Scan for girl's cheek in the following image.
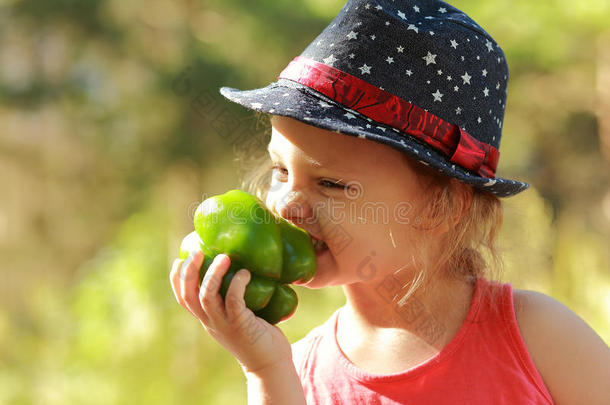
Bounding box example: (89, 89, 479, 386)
(266, 179, 287, 211)
(265, 194, 276, 215)
(266, 189, 288, 218)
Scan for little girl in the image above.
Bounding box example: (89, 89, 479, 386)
(170, 0, 610, 403)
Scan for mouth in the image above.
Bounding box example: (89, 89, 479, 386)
(310, 233, 329, 253)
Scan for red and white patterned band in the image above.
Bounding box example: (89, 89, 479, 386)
(278, 56, 499, 178)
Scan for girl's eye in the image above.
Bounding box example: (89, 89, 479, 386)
(270, 165, 346, 190)
(318, 179, 346, 189)
(271, 165, 288, 179)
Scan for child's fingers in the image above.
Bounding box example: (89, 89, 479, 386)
(180, 251, 206, 319)
(225, 269, 252, 324)
(170, 257, 199, 318)
(199, 254, 231, 322)
(169, 258, 186, 305)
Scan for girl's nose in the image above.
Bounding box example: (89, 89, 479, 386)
(276, 189, 313, 224)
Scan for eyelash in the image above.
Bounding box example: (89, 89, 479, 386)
(269, 165, 346, 189)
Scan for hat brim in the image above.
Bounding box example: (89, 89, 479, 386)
(220, 79, 529, 197)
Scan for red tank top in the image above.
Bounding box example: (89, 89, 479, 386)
(291, 277, 554, 404)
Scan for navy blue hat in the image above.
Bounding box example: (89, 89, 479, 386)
(220, 0, 529, 197)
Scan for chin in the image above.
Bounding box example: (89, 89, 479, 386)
(299, 272, 349, 290)
(296, 277, 325, 290)
(296, 272, 336, 289)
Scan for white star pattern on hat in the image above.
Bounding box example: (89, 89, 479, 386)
(358, 64, 372, 74)
(432, 90, 443, 102)
(423, 51, 437, 65)
(485, 39, 494, 52)
(461, 72, 472, 84)
(323, 54, 338, 66)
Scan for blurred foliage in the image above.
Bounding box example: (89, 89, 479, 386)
(1, 0, 609, 403)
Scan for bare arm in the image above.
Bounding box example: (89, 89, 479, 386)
(515, 290, 610, 405)
(243, 360, 307, 405)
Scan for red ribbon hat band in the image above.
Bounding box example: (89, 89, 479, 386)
(278, 56, 499, 179)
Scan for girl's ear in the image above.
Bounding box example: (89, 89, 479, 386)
(418, 179, 472, 236)
(449, 178, 473, 227)
(415, 183, 449, 235)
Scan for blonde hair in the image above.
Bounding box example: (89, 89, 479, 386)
(237, 113, 505, 311)
(400, 155, 505, 312)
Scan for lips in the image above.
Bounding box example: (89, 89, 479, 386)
(309, 233, 322, 242)
(309, 233, 329, 252)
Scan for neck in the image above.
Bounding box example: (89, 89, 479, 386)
(340, 271, 476, 350)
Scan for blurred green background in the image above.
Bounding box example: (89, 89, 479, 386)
(1, 0, 609, 403)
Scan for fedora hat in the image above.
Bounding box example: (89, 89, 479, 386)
(219, 0, 529, 197)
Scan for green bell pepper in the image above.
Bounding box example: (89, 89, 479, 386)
(179, 189, 316, 324)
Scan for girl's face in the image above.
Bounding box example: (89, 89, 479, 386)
(266, 116, 432, 289)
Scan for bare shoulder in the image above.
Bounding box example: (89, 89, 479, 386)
(513, 288, 610, 405)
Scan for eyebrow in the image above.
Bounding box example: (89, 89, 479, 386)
(267, 146, 352, 175)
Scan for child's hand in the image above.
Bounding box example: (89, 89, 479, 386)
(169, 251, 294, 374)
